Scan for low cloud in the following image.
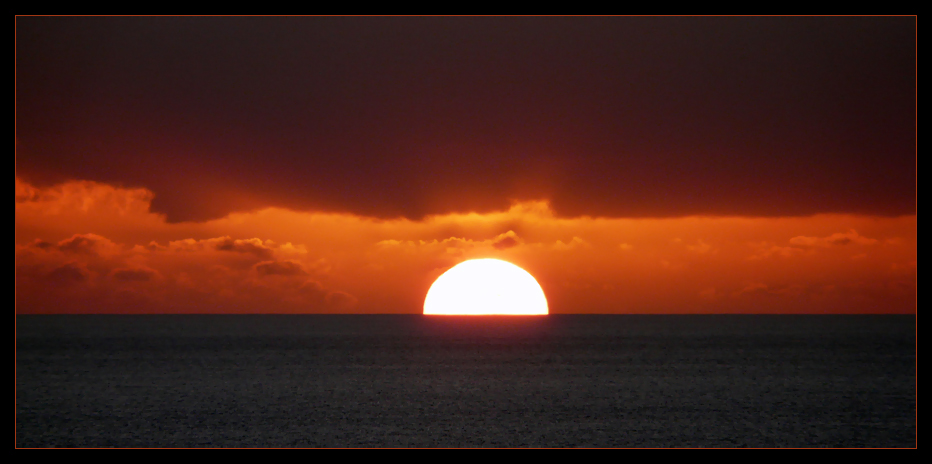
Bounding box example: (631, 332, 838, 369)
(491, 230, 521, 250)
(378, 231, 528, 257)
(15, 177, 917, 314)
(111, 267, 159, 282)
(750, 229, 879, 260)
(24, 233, 122, 257)
(295, 281, 358, 309)
(789, 229, 878, 248)
(255, 260, 308, 277)
(748, 243, 808, 260)
(733, 282, 769, 296)
(686, 239, 714, 254)
(15, 230, 353, 314)
(44, 262, 89, 285)
(553, 236, 589, 251)
(57, 234, 112, 255)
(213, 237, 275, 259)
(30, 239, 54, 250)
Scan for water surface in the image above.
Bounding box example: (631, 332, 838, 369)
(16, 315, 916, 447)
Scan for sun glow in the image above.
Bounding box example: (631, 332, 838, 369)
(423, 258, 548, 315)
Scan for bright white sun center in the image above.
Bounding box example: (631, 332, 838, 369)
(423, 259, 548, 315)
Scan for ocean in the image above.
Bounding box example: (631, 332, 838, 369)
(16, 315, 916, 447)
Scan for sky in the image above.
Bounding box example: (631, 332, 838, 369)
(15, 16, 916, 314)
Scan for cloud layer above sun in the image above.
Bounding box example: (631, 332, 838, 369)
(16, 17, 915, 222)
(15, 178, 915, 314)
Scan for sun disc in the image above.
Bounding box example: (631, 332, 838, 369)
(423, 258, 548, 315)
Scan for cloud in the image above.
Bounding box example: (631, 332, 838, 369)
(750, 230, 880, 260)
(44, 262, 90, 285)
(553, 236, 589, 251)
(686, 239, 714, 254)
(789, 229, 878, 248)
(57, 234, 116, 255)
(212, 237, 275, 259)
(16, 177, 917, 314)
(15, 230, 354, 314)
(15, 178, 157, 216)
(287, 280, 358, 310)
(748, 243, 807, 260)
(491, 230, 521, 250)
(377, 230, 528, 257)
(164, 237, 290, 262)
(255, 260, 308, 277)
(15, 178, 170, 247)
(111, 267, 159, 282)
(15, 178, 41, 203)
(19, 233, 122, 258)
(29, 239, 54, 250)
(733, 282, 768, 296)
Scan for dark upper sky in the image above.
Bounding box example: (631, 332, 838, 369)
(16, 16, 916, 222)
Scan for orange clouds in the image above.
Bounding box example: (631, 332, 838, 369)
(789, 229, 880, 247)
(15, 178, 916, 314)
(15, 232, 353, 314)
(255, 260, 309, 277)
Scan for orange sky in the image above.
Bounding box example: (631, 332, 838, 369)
(15, 18, 916, 315)
(15, 178, 916, 314)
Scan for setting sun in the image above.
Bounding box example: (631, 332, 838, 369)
(423, 258, 548, 315)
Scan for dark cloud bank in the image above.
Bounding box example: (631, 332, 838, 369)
(16, 16, 916, 222)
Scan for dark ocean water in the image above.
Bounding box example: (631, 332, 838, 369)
(16, 315, 915, 448)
